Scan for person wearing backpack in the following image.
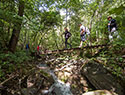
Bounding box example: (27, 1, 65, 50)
(79, 23, 87, 48)
(63, 27, 72, 49)
(107, 16, 118, 42)
(26, 43, 29, 55)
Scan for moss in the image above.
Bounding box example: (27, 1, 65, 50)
(40, 70, 50, 77)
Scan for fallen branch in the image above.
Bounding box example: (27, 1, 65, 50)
(0, 75, 17, 86)
(41, 44, 109, 55)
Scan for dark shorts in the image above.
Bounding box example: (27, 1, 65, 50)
(81, 35, 86, 41)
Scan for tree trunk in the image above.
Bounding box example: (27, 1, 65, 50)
(9, 0, 25, 52)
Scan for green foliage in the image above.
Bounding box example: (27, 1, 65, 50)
(40, 11, 62, 27)
(0, 51, 31, 63)
(0, 0, 124, 80)
(108, 4, 125, 15)
(0, 9, 22, 24)
(0, 51, 32, 81)
(0, 0, 124, 50)
(108, 59, 123, 77)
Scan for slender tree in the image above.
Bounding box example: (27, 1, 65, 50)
(9, 0, 25, 52)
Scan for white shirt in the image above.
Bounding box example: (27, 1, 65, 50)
(80, 25, 85, 32)
(80, 25, 85, 35)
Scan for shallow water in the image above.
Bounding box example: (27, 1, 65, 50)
(38, 63, 73, 95)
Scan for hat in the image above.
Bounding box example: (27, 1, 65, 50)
(107, 16, 112, 19)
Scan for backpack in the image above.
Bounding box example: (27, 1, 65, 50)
(67, 32, 71, 38)
(85, 27, 90, 35)
(26, 44, 29, 49)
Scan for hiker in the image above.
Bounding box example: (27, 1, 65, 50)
(63, 27, 72, 49)
(107, 16, 118, 42)
(79, 23, 87, 48)
(26, 43, 29, 55)
(37, 45, 40, 55)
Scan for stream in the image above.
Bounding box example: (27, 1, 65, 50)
(1, 55, 124, 95)
(36, 55, 124, 95)
(35, 56, 96, 95)
(37, 63, 73, 95)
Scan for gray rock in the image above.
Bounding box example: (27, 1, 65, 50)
(48, 81, 72, 95)
(82, 90, 116, 95)
(82, 62, 124, 95)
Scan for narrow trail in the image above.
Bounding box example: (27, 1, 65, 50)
(41, 44, 108, 55)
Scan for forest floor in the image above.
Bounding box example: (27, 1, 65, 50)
(0, 51, 125, 95)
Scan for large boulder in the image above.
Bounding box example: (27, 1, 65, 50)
(82, 90, 116, 95)
(82, 62, 124, 95)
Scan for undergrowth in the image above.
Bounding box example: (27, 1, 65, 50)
(0, 50, 33, 82)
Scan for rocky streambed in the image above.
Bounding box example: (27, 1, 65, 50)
(1, 55, 124, 95)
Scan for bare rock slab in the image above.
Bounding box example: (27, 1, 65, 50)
(82, 62, 124, 95)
